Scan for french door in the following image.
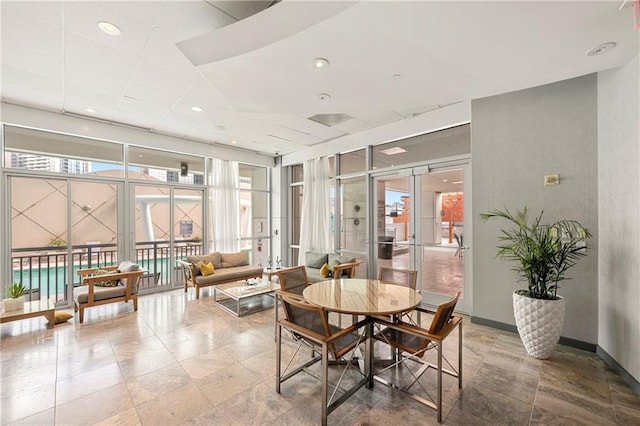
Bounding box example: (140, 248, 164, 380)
(9, 176, 123, 306)
(372, 162, 471, 313)
(131, 184, 205, 292)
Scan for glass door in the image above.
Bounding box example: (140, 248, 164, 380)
(10, 176, 121, 307)
(414, 164, 470, 312)
(132, 184, 204, 292)
(372, 163, 470, 313)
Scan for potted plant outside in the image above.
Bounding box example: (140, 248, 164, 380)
(480, 207, 591, 359)
(3, 282, 27, 312)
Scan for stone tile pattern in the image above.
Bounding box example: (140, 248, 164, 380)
(1, 289, 639, 425)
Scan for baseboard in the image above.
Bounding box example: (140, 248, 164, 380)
(597, 346, 640, 396)
(470, 316, 597, 352)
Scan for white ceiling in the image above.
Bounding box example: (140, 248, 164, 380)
(1, 1, 638, 158)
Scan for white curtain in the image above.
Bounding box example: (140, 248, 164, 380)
(212, 158, 240, 253)
(298, 157, 332, 265)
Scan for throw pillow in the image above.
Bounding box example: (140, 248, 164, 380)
(118, 261, 141, 273)
(93, 269, 120, 287)
(320, 263, 330, 278)
(305, 252, 329, 269)
(52, 311, 73, 324)
(200, 262, 215, 276)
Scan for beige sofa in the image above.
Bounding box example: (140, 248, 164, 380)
(178, 252, 263, 299)
(304, 252, 361, 283)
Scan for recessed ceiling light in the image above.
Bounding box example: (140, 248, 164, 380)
(231, 140, 237, 144)
(98, 21, 121, 36)
(586, 42, 617, 56)
(190, 106, 203, 112)
(312, 58, 329, 69)
(317, 93, 331, 101)
(85, 108, 96, 113)
(380, 147, 407, 156)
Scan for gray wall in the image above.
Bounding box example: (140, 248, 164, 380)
(471, 74, 599, 344)
(597, 54, 640, 382)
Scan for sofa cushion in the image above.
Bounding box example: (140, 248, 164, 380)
(118, 260, 141, 273)
(187, 253, 222, 269)
(74, 285, 130, 304)
(220, 252, 249, 268)
(305, 252, 328, 269)
(328, 253, 356, 265)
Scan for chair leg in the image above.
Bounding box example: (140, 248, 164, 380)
(458, 320, 463, 388)
(437, 340, 442, 423)
(79, 307, 85, 324)
(133, 297, 138, 312)
(321, 342, 329, 426)
(276, 323, 282, 394)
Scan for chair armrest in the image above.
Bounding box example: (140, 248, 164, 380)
(332, 261, 361, 278)
(374, 315, 462, 342)
(177, 260, 196, 280)
(326, 317, 370, 343)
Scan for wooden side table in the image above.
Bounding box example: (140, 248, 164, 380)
(1, 300, 56, 328)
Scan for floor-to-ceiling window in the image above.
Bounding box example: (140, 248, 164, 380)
(286, 124, 471, 310)
(128, 146, 205, 292)
(5, 126, 124, 306)
(238, 164, 271, 266)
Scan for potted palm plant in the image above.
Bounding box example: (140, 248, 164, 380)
(480, 207, 591, 359)
(3, 282, 27, 312)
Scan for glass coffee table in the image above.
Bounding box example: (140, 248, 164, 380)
(0, 300, 56, 328)
(213, 279, 280, 317)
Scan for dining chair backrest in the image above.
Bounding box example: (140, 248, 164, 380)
(428, 292, 460, 335)
(277, 265, 310, 295)
(378, 267, 418, 290)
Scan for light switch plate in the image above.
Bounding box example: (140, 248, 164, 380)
(544, 174, 560, 186)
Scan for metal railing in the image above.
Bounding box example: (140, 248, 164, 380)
(10, 241, 203, 303)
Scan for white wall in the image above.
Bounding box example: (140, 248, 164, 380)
(597, 54, 640, 383)
(471, 74, 599, 344)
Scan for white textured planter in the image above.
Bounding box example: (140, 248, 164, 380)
(512, 291, 565, 359)
(2, 296, 25, 312)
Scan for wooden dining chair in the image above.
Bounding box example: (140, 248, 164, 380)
(276, 291, 368, 426)
(276, 265, 310, 295)
(373, 292, 462, 423)
(378, 266, 418, 289)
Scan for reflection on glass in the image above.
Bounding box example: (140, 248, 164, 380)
(340, 177, 367, 251)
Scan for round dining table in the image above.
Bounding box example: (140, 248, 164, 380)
(303, 278, 422, 316)
(303, 278, 422, 388)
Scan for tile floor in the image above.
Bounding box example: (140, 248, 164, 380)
(1, 289, 639, 425)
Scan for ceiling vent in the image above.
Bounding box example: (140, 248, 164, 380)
(308, 113, 353, 127)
